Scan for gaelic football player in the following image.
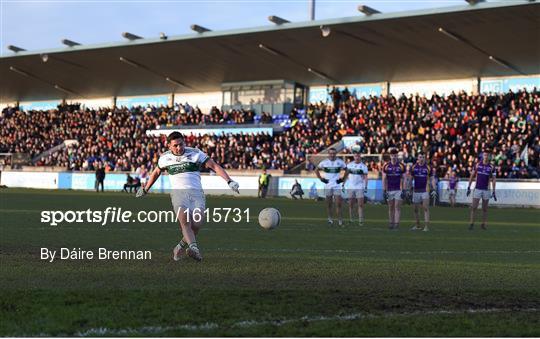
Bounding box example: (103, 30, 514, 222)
(467, 151, 497, 230)
(382, 149, 406, 230)
(409, 153, 436, 231)
(447, 169, 459, 207)
(343, 150, 368, 226)
(136, 132, 240, 261)
(315, 148, 347, 226)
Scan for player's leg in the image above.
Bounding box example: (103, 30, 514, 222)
(412, 203, 420, 230)
(388, 198, 395, 229)
(325, 191, 334, 225)
(480, 198, 489, 230)
(357, 195, 364, 226)
(394, 199, 402, 229)
(172, 192, 202, 261)
(172, 206, 197, 260)
(422, 195, 430, 231)
(190, 191, 206, 235)
(469, 197, 480, 230)
(411, 193, 421, 230)
(335, 194, 343, 226)
(348, 190, 355, 223)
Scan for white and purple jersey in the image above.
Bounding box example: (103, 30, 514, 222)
(383, 162, 405, 191)
(411, 163, 431, 193)
(449, 176, 458, 190)
(475, 163, 495, 190)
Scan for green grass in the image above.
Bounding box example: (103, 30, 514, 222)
(1, 188, 539, 336)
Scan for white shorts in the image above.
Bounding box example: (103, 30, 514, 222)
(324, 184, 342, 198)
(171, 189, 206, 215)
(412, 192, 429, 204)
(347, 189, 365, 199)
(473, 189, 491, 200)
(387, 190, 402, 201)
(449, 189, 457, 197)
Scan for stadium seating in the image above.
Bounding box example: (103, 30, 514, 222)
(1, 89, 538, 177)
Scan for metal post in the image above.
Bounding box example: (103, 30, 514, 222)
(310, 0, 315, 20)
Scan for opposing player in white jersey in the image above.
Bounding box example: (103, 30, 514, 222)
(343, 150, 368, 226)
(315, 148, 347, 226)
(136, 132, 239, 262)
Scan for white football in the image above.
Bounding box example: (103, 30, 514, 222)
(351, 144, 362, 154)
(258, 207, 281, 230)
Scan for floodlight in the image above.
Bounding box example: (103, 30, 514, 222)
(268, 16, 290, 25)
(7, 45, 26, 52)
(191, 25, 211, 33)
(358, 5, 380, 15)
(122, 32, 142, 40)
(61, 39, 81, 47)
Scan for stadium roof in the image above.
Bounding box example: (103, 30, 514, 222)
(1, 1, 539, 102)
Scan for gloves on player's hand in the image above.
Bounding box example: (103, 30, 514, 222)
(430, 190, 438, 199)
(364, 187, 368, 194)
(336, 178, 343, 184)
(320, 178, 329, 184)
(492, 191, 497, 201)
(383, 190, 389, 200)
(401, 190, 407, 200)
(466, 187, 471, 197)
(135, 187, 147, 198)
(228, 180, 240, 194)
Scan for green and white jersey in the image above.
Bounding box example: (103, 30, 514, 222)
(346, 161, 368, 188)
(158, 147, 209, 190)
(318, 158, 346, 184)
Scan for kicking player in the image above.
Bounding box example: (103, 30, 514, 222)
(409, 154, 436, 231)
(382, 149, 406, 230)
(136, 132, 239, 261)
(315, 148, 347, 226)
(467, 151, 497, 230)
(343, 150, 369, 226)
(447, 169, 459, 207)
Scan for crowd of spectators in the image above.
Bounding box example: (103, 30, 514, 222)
(152, 104, 257, 126)
(0, 87, 538, 178)
(0, 104, 326, 171)
(308, 87, 539, 179)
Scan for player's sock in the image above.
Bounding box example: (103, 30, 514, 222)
(179, 239, 188, 249)
(186, 242, 202, 261)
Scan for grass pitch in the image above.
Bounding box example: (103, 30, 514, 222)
(1, 188, 539, 336)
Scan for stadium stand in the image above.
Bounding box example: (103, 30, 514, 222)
(1, 88, 538, 177)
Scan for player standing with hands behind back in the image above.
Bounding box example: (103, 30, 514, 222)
(409, 153, 436, 232)
(342, 150, 369, 226)
(467, 150, 497, 230)
(136, 132, 239, 262)
(315, 148, 346, 226)
(382, 149, 406, 230)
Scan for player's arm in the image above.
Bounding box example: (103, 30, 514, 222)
(400, 164, 406, 191)
(341, 169, 349, 184)
(364, 169, 368, 192)
(382, 165, 388, 197)
(491, 172, 497, 200)
(204, 158, 239, 193)
(467, 167, 477, 196)
(315, 166, 328, 183)
(136, 166, 161, 197)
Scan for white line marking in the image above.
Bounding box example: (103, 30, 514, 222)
(39, 307, 532, 337)
(215, 247, 540, 255)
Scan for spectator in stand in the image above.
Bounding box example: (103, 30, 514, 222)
(1, 89, 538, 177)
(95, 162, 105, 192)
